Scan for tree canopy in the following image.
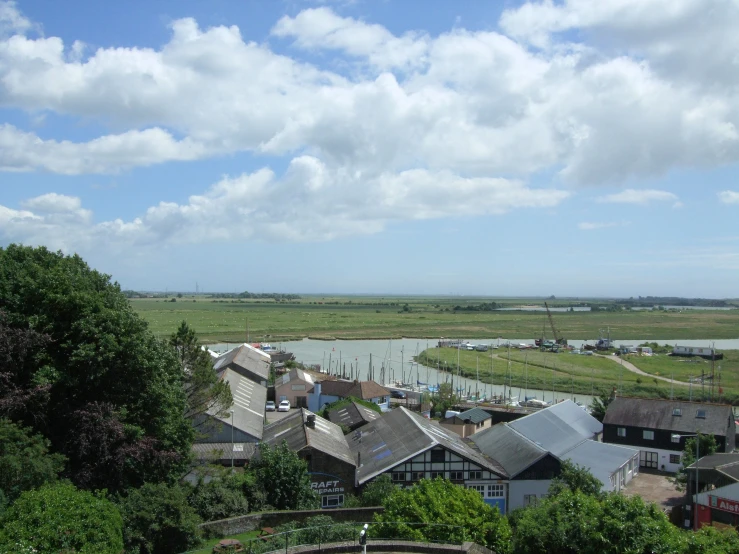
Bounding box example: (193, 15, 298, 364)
(0, 245, 193, 492)
(0, 482, 123, 554)
(250, 442, 318, 511)
(675, 434, 718, 491)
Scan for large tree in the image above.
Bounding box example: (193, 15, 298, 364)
(675, 433, 718, 491)
(373, 478, 512, 554)
(0, 482, 123, 554)
(169, 321, 232, 428)
(0, 245, 193, 492)
(250, 442, 319, 510)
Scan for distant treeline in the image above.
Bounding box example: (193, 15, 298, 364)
(615, 296, 731, 308)
(453, 302, 501, 312)
(210, 291, 301, 300)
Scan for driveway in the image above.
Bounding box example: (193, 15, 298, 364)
(622, 469, 685, 510)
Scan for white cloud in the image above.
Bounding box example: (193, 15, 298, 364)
(578, 221, 629, 231)
(596, 188, 681, 207)
(0, 0, 34, 37)
(718, 190, 739, 204)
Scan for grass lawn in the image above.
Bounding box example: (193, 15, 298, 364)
(130, 296, 739, 343)
(189, 530, 261, 554)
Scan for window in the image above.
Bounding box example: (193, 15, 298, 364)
(392, 472, 405, 482)
(449, 471, 463, 480)
(643, 430, 655, 440)
(523, 494, 538, 507)
(617, 427, 626, 437)
(468, 485, 485, 497)
(670, 454, 681, 464)
(430, 471, 444, 479)
(487, 484, 505, 498)
(469, 471, 482, 480)
(671, 434, 681, 444)
(430, 450, 445, 463)
(696, 410, 706, 419)
(412, 472, 425, 481)
(322, 495, 344, 508)
(672, 408, 682, 416)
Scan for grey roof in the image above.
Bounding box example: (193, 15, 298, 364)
(349, 407, 506, 485)
(508, 400, 602, 457)
(213, 368, 266, 440)
(469, 424, 548, 478)
(319, 380, 390, 400)
(563, 440, 639, 488)
(262, 408, 355, 466)
(280, 368, 314, 388)
(454, 407, 492, 425)
(191, 442, 257, 462)
(327, 402, 381, 429)
(687, 453, 739, 481)
(603, 397, 733, 436)
(213, 344, 270, 381)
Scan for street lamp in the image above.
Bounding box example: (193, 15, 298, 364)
(672, 433, 700, 531)
(230, 409, 235, 469)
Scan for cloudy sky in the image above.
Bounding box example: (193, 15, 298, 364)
(1, 0, 738, 297)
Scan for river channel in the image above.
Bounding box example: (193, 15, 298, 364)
(207, 336, 739, 407)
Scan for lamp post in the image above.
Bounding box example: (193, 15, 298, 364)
(672, 433, 700, 531)
(230, 409, 235, 469)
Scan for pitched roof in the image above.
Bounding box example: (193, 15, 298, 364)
(469, 423, 548, 478)
(212, 368, 266, 440)
(686, 453, 739, 481)
(349, 407, 506, 485)
(563, 440, 638, 488)
(213, 344, 270, 381)
(454, 407, 492, 425)
(319, 380, 389, 400)
(262, 408, 355, 466)
(603, 397, 733, 436)
(191, 442, 258, 462)
(508, 400, 602, 457)
(327, 401, 381, 429)
(280, 368, 314, 388)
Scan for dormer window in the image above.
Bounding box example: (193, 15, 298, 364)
(673, 408, 682, 416)
(696, 409, 706, 419)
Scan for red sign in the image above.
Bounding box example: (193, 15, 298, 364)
(709, 495, 739, 514)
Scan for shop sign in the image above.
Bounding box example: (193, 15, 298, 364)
(710, 495, 739, 514)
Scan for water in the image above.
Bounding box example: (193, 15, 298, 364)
(497, 306, 591, 312)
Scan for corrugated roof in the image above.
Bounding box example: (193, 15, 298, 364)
(262, 408, 355, 466)
(191, 442, 257, 461)
(603, 397, 733, 436)
(563, 440, 638, 488)
(280, 368, 314, 388)
(211, 368, 266, 440)
(508, 400, 601, 457)
(454, 407, 492, 425)
(318, 380, 389, 400)
(213, 344, 270, 381)
(327, 402, 381, 429)
(349, 407, 506, 485)
(469, 424, 548, 478)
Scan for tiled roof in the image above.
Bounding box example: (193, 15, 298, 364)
(454, 407, 492, 425)
(319, 380, 389, 400)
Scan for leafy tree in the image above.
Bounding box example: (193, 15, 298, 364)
(250, 442, 319, 510)
(169, 321, 232, 428)
(0, 419, 65, 510)
(675, 433, 718, 491)
(588, 391, 613, 423)
(511, 489, 683, 554)
(358, 474, 396, 507)
(188, 477, 249, 522)
(548, 460, 603, 497)
(432, 382, 458, 418)
(0, 245, 194, 492)
(117, 482, 202, 554)
(374, 478, 512, 554)
(685, 525, 739, 554)
(0, 482, 123, 554)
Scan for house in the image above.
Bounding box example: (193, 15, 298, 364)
(672, 345, 723, 360)
(440, 407, 493, 438)
(262, 408, 356, 508)
(212, 343, 271, 385)
(349, 407, 508, 513)
(471, 400, 639, 510)
(602, 397, 736, 472)
(326, 401, 381, 431)
(192, 368, 267, 465)
(308, 379, 391, 413)
(275, 368, 314, 408)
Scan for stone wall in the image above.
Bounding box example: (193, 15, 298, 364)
(200, 507, 384, 538)
(267, 539, 496, 554)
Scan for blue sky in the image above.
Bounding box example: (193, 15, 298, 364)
(1, 0, 738, 297)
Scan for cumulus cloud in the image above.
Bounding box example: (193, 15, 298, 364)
(596, 189, 682, 207)
(0, 0, 34, 37)
(578, 221, 629, 231)
(718, 190, 739, 204)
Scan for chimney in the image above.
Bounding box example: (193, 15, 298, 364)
(306, 414, 316, 428)
(357, 451, 361, 468)
(610, 387, 617, 402)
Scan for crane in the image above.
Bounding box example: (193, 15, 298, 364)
(544, 302, 568, 347)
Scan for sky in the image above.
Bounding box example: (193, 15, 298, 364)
(1, 0, 738, 298)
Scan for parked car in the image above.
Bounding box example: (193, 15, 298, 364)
(278, 400, 291, 412)
(391, 390, 406, 399)
(265, 401, 276, 412)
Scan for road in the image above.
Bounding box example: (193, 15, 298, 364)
(595, 353, 689, 387)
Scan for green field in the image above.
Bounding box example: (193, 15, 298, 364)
(130, 296, 739, 343)
(416, 347, 739, 405)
